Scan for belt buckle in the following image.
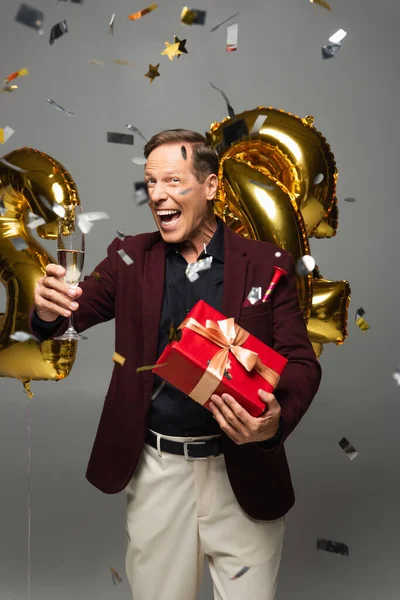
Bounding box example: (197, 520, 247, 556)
(183, 441, 208, 461)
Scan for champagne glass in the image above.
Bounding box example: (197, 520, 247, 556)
(54, 206, 86, 341)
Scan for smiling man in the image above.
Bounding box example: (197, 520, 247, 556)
(31, 129, 322, 600)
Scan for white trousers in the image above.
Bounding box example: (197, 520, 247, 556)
(125, 430, 285, 600)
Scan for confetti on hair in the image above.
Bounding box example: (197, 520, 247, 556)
(112, 352, 126, 366)
(338, 437, 359, 460)
(128, 3, 158, 20)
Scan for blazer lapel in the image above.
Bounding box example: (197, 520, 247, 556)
(142, 237, 166, 371)
(222, 224, 249, 322)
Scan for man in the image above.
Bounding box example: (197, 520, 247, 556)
(31, 129, 322, 600)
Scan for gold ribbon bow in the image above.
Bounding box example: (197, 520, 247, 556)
(179, 317, 280, 405)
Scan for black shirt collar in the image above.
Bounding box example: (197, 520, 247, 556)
(166, 216, 224, 263)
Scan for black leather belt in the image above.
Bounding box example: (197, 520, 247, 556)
(146, 430, 222, 460)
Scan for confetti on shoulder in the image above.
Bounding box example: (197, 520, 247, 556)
(117, 249, 134, 265)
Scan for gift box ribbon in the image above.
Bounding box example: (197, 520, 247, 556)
(178, 316, 281, 405)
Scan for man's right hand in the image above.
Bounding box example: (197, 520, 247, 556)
(34, 264, 83, 322)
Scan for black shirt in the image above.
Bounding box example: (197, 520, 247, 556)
(149, 218, 224, 436)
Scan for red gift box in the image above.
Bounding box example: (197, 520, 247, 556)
(152, 300, 288, 418)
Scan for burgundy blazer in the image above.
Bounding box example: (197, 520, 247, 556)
(31, 223, 321, 520)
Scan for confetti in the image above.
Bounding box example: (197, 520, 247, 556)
(338, 437, 359, 461)
(393, 366, 400, 386)
(117, 249, 134, 265)
(27, 212, 46, 229)
(209, 82, 235, 118)
(180, 6, 206, 25)
(91, 270, 102, 283)
(136, 362, 168, 373)
(108, 12, 115, 34)
(15, 4, 44, 32)
(181, 145, 187, 160)
(231, 566, 250, 580)
(0, 85, 19, 93)
(110, 567, 122, 585)
(145, 63, 160, 82)
(151, 380, 166, 400)
(113, 59, 135, 67)
(274, 251, 282, 258)
(295, 255, 316, 276)
(132, 156, 147, 165)
(107, 132, 134, 145)
(47, 98, 75, 116)
(128, 3, 158, 20)
(179, 187, 193, 196)
(321, 43, 341, 59)
(250, 115, 268, 134)
(310, 0, 331, 9)
(174, 35, 188, 57)
(329, 29, 347, 44)
(10, 237, 29, 251)
(168, 321, 180, 343)
(226, 23, 238, 52)
(49, 19, 68, 45)
(134, 182, 149, 205)
(244, 287, 262, 306)
(313, 173, 324, 185)
(209, 12, 239, 33)
(116, 231, 126, 240)
(355, 307, 370, 331)
(0, 126, 15, 144)
(161, 41, 182, 61)
(4, 68, 28, 85)
(88, 59, 105, 66)
(126, 124, 147, 142)
(344, 197, 356, 203)
(77, 211, 109, 234)
(51, 203, 66, 218)
(317, 538, 349, 556)
(10, 331, 39, 343)
(222, 119, 249, 148)
(0, 196, 6, 216)
(185, 256, 213, 282)
(112, 352, 126, 366)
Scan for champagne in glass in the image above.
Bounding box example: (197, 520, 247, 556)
(54, 206, 86, 341)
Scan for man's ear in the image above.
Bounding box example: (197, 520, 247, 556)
(206, 173, 219, 200)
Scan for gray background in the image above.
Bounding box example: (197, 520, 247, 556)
(1, 0, 399, 598)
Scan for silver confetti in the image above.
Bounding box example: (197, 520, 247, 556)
(185, 256, 213, 282)
(231, 566, 250, 580)
(27, 212, 46, 229)
(274, 251, 282, 257)
(344, 197, 356, 203)
(134, 183, 149, 205)
(151, 380, 166, 400)
(393, 366, 400, 386)
(117, 249, 134, 265)
(0, 157, 27, 172)
(109, 12, 115, 35)
(116, 230, 126, 240)
(338, 437, 358, 461)
(321, 42, 341, 59)
(313, 173, 324, 185)
(250, 115, 268, 134)
(209, 12, 239, 33)
(46, 98, 75, 116)
(10, 331, 39, 343)
(296, 255, 315, 276)
(249, 179, 275, 191)
(329, 29, 347, 45)
(77, 211, 109, 234)
(245, 287, 262, 305)
(0, 126, 15, 143)
(209, 82, 235, 118)
(10, 237, 29, 251)
(317, 538, 349, 556)
(132, 156, 147, 165)
(126, 124, 147, 142)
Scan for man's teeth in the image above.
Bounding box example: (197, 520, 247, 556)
(157, 210, 180, 216)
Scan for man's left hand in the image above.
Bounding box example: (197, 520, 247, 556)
(209, 389, 281, 445)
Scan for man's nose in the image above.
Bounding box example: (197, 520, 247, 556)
(151, 183, 168, 202)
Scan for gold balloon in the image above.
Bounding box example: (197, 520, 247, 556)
(206, 107, 351, 358)
(0, 147, 80, 396)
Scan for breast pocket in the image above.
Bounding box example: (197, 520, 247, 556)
(238, 302, 273, 344)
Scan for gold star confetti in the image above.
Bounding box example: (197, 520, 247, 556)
(112, 352, 126, 366)
(145, 63, 160, 82)
(310, 0, 332, 10)
(161, 41, 182, 61)
(128, 3, 158, 20)
(4, 67, 28, 85)
(173, 35, 188, 57)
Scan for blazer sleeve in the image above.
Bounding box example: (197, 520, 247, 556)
(259, 253, 322, 454)
(29, 237, 122, 342)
